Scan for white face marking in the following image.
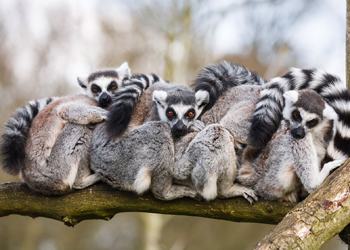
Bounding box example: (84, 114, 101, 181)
(78, 62, 131, 102)
(171, 103, 193, 120)
(166, 103, 195, 129)
(283, 90, 299, 104)
(298, 108, 319, 126)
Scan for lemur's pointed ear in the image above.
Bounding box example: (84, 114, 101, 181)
(152, 90, 167, 108)
(323, 103, 338, 121)
(195, 90, 210, 109)
(283, 90, 298, 104)
(117, 62, 131, 79)
(77, 75, 88, 89)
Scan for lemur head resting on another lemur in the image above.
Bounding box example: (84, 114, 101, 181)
(282, 89, 338, 141)
(152, 86, 209, 137)
(77, 62, 131, 107)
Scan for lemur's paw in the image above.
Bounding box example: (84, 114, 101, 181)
(90, 108, 109, 123)
(190, 120, 206, 132)
(194, 193, 204, 202)
(243, 189, 258, 205)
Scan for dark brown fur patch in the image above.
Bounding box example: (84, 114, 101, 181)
(294, 90, 325, 117)
(88, 70, 119, 82)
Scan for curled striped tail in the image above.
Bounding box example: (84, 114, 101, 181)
(106, 74, 167, 138)
(248, 67, 350, 162)
(194, 61, 266, 113)
(1, 97, 57, 175)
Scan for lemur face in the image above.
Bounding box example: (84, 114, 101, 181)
(152, 86, 209, 137)
(77, 62, 131, 107)
(283, 90, 338, 140)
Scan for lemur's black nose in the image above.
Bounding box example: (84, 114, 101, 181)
(101, 92, 110, 101)
(291, 127, 305, 139)
(172, 121, 188, 136)
(99, 92, 112, 107)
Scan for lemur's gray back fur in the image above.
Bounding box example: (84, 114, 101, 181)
(1, 97, 58, 175)
(194, 61, 266, 113)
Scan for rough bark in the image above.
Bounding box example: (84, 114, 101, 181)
(0, 181, 294, 227)
(253, 159, 350, 250)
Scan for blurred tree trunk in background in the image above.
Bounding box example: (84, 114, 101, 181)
(347, 0, 350, 89)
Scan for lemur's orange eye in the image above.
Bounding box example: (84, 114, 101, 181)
(293, 113, 299, 119)
(92, 88, 99, 92)
(187, 111, 194, 118)
(111, 85, 117, 90)
(307, 119, 318, 127)
(168, 111, 174, 116)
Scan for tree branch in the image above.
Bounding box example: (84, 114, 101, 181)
(254, 159, 350, 249)
(0, 181, 294, 227)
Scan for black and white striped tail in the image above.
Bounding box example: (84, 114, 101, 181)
(249, 67, 350, 161)
(1, 97, 57, 175)
(194, 61, 266, 113)
(106, 74, 167, 138)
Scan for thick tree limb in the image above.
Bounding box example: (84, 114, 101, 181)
(0, 181, 295, 227)
(1, 161, 350, 250)
(254, 159, 350, 250)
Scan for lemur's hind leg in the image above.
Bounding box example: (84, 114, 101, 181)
(186, 124, 258, 203)
(49, 123, 97, 193)
(151, 168, 197, 201)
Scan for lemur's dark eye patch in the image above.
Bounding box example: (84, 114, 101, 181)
(91, 84, 101, 93)
(186, 109, 195, 119)
(292, 110, 301, 121)
(109, 81, 117, 90)
(166, 108, 176, 119)
(307, 119, 318, 128)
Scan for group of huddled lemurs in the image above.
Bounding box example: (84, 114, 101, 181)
(1, 61, 350, 204)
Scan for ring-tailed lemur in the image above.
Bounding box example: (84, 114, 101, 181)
(237, 89, 338, 202)
(194, 62, 349, 169)
(90, 80, 210, 200)
(247, 68, 350, 167)
(106, 80, 209, 138)
(77, 61, 131, 108)
(0, 62, 159, 195)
